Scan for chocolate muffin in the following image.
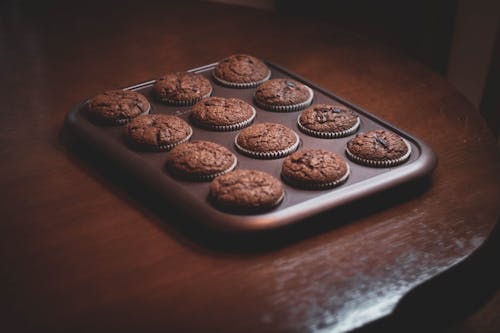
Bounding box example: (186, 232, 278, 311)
(209, 169, 284, 211)
(235, 122, 300, 159)
(282, 149, 350, 189)
(191, 97, 256, 131)
(346, 129, 411, 167)
(298, 104, 360, 138)
(166, 140, 237, 181)
(152, 72, 212, 105)
(254, 78, 313, 112)
(87, 89, 150, 125)
(125, 114, 192, 151)
(213, 54, 271, 88)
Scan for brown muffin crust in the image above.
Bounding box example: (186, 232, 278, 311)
(209, 169, 284, 210)
(299, 104, 359, 135)
(255, 79, 312, 107)
(236, 122, 299, 154)
(347, 130, 409, 161)
(125, 114, 192, 151)
(191, 97, 255, 128)
(282, 149, 349, 188)
(214, 54, 270, 84)
(87, 90, 150, 124)
(167, 140, 237, 179)
(152, 72, 212, 104)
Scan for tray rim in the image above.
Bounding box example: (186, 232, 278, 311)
(64, 61, 438, 232)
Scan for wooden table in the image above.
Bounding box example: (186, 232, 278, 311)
(1, 1, 499, 332)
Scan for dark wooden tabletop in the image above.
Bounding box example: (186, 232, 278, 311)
(1, 1, 499, 332)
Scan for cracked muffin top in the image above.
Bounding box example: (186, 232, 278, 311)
(166, 140, 237, 180)
(281, 149, 349, 188)
(191, 97, 255, 130)
(298, 104, 359, 137)
(236, 122, 298, 154)
(254, 78, 312, 111)
(87, 90, 150, 124)
(235, 123, 300, 159)
(346, 130, 409, 162)
(214, 54, 270, 86)
(152, 72, 212, 105)
(209, 169, 284, 210)
(125, 114, 192, 151)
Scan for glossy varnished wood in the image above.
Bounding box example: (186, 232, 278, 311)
(0, 1, 499, 332)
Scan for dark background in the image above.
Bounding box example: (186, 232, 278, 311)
(1, 0, 498, 332)
(276, 0, 499, 142)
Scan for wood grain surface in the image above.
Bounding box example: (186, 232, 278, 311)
(1, 1, 499, 332)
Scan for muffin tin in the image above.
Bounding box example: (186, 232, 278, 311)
(64, 61, 437, 232)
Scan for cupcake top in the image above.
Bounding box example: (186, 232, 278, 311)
(255, 78, 313, 111)
(125, 114, 192, 151)
(191, 97, 256, 130)
(235, 122, 299, 158)
(282, 149, 350, 189)
(87, 90, 150, 124)
(209, 169, 284, 210)
(214, 54, 270, 87)
(346, 129, 411, 166)
(166, 140, 237, 180)
(298, 104, 360, 138)
(152, 72, 212, 105)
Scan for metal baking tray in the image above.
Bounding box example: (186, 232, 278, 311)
(64, 61, 437, 232)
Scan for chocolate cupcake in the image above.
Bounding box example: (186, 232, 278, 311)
(191, 97, 256, 131)
(209, 169, 284, 211)
(166, 140, 237, 181)
(298, 104, 360, 138)
(282, 149, 350, 189)
(125, 114, 192, 151)
(254, 78, 313, 112)
(87, 89, 150, 125)
(152, 72, 212, 106)
(235, 122, 300, 159)
(346, 129, 411, 167)
(213, 54, 271, 88)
